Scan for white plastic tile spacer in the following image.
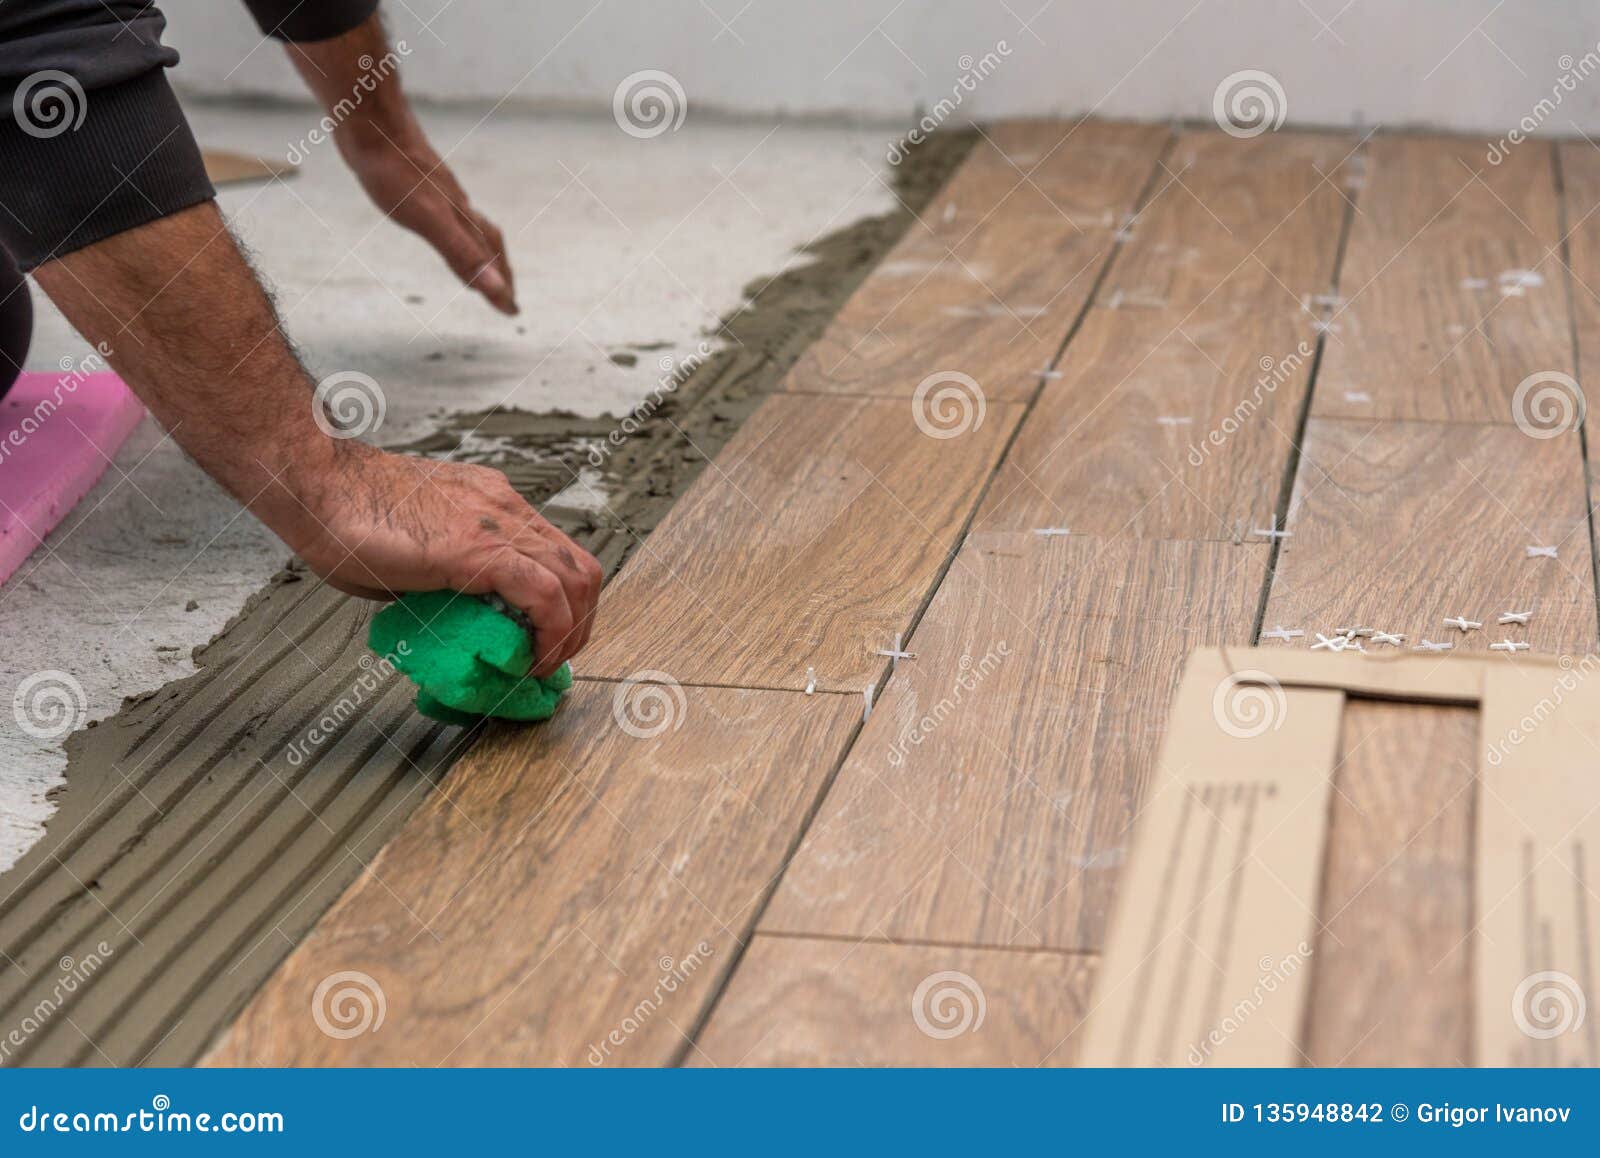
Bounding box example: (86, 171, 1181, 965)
(875, 634, 916, 666)
(1413, 639, 1454, 652)
(863, 682, 875, 722)
(1311, 633, 1348, 652)
(1491, 639, 1531, 653)
(1033, 527, 1072, 537)
(1497, 611, 1532, 625)
(1527, 546, 1559, 559)
(1371, 631, 1405, 646)
(1334, 625, 1375, 638)
(804, 667, 817, 695)
(1260, 626, 1304, 642)
(1498, 268, 1544, 289)
(1251, 515, 1292, 542)
(1443, 616, 1483, 632)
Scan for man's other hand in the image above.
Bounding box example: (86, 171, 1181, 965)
(343, 129, 518, 316)
(282, 13, 518, 316)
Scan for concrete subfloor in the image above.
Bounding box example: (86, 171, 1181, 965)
(1, 101, 895, 871)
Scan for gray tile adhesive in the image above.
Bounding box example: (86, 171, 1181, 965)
(0, 133, 973, 1067)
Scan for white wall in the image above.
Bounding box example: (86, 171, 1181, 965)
(162, 0, 1600, 136)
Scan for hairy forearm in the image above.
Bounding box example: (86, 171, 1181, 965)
(31, 201, 333, 549)
(31, 156, 597, 671)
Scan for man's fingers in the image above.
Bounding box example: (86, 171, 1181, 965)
(471, 259, 516, 316)
(489, 553, 577, 677)
(557, 535, 603, 654)
(503, 536, 591, 670)
(414, 207, 516, 315)
(503, 517, 601, 666)
(542, 543, 596, 667)
(465, 207, 516, 313)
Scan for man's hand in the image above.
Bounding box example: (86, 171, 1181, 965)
(287, 443, 599, 676)
(338, 128, 516, 315)
(33, 201, 601, 676)
(284, 15, 517, 315)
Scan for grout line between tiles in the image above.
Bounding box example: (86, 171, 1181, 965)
(1251, 141, 1367, 643)
(572, 675, 855, 697)
(1550, 141, 1600, 640)
(754, 926, 1105, 959)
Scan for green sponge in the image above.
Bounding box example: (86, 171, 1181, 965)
(367, 590, 572, 724)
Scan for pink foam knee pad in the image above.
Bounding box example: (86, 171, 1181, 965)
(0, 371, 145, 586)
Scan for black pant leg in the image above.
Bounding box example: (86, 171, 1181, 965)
(0, 245, 30, 402)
